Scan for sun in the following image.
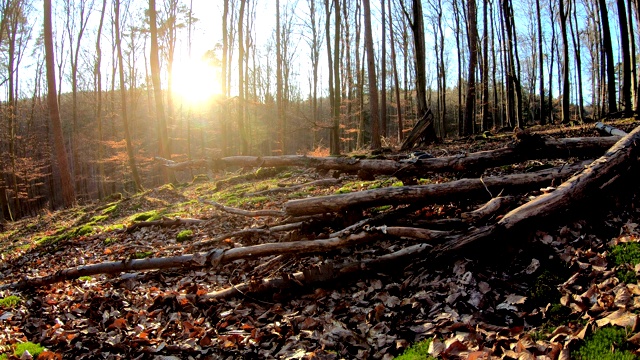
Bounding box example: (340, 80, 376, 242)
(171, 57, 221, 105)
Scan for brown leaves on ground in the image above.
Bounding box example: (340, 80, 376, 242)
(1, 123, 640, 358)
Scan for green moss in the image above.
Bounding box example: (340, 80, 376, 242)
(530, 270, 563, 307)
(103, 237, 118, 245)
(73, 225, 94, 237)
(609, 242, 640, 284)
(176, 230, 193, 242)
(373, 205, 393, 213)
(617, 269, 638, 284)
(392, 181, 404, 187)
(131, 210, 161, 222)
(14, 342, 45, 358)
(78, 276, 92, 281)
(0, 295, 21, 308)
(287, 191, 308, 198)
(132, 251, 154, 259)
(101, 203, 119, 215)
(90, 215, 109, 223)
(573, 326, 635, 360)
(394, 339, 437, 360)
(610, 242, 640, 266)
(105, 224, 125, 232)
(0, 353, 7, 360)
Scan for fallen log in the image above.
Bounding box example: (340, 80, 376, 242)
(595, 122, 628, 137)
(283, 160, 591, 217)
(461, 196, 516, 223)
(0, 226, 446, 290)
(157, 137, 618, 177)
(247, 178, 341, 196)
(126, 218, 204, 233)
(433, 123, 640, 255)
(188, 222, 303, 250)
(201, 199, 285, 217)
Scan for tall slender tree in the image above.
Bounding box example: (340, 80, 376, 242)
(463, 0, 478, 136)
(598, 0, 617, 113)
(388, 0, 403, 141)
(149, 0, 174, 183)
(363, 0, 380, 150)
(237, 0, 248, 155)
(559, 0, 571, 123)
(380, 0, 387, 138)
(44, 0, 75, 207)
(114, 0, 142, 192)
(617, 0, 632, 116)
(535, 0, 545, 124)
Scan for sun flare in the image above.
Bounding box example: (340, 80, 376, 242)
(171, 58, 221, 105)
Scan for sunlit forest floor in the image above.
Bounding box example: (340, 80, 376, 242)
(0, 120, 639, 359)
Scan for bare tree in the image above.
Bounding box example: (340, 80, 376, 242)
(149, 0, 174, 183)
(559, 0, 570, 123)
(598, 0, 617, 113)
(44, 0, 75, 207)
(463, 0, 478, 135)
(114, 0, 143, 192)
(388, 0, 403, 141)
(363, 0, 381, 150)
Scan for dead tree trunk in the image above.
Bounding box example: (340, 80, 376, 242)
(157, 137, 618, 177)
(283, 161, 590, 216)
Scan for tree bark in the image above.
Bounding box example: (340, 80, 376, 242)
(399, 0, 437, 149)
(149, 0, 175, 183)
(115, 0, 143, 192)
(598, 0, 618, 113)
(388, 0, 403, 142)
(363, 0, 381, 150)
(44, 0, 75, 208)
(617, 0, 633, 117)
(283, 160, 590, 216)
(463, 0, 479, 136)
(158, 136, 619, 176)
(559, 0, 571, 124)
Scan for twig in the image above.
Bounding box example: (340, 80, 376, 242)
(200, 198, 285, 217)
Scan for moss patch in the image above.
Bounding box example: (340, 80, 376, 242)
(176, 230, 193, 242)
(131, 210, 161, 222)
(609, 242, 640, 283)
(394, 339, 436, 360)
(0, 295, 21, 308)
(14, 342, 45, 358)
(573, 326, 635, 360)
(132, 251, 154, 259)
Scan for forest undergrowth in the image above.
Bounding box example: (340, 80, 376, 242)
(0, 121, 639, 359)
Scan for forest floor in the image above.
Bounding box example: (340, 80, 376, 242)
(1, 120, 640, 359)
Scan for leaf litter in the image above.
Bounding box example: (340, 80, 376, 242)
(0, 124, 640, 358)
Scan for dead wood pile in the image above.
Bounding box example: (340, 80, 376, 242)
(4, 124, 639, 295)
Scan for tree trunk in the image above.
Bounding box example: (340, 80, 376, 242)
(284, 160, 590, 217)
(559, 0, 571, 124)
(463, 0, 478, 136)
(114, 0, 143, 192)
(149, 0, 175, 183)
(535, 0, 545, 125)
(44, 0, 75, 208)
(380, 0, 387, 139)
(238, 0, 248, 155)
(617, 0, 633, 117)
(388, 0, 403, 142)
(363, 0, 381, 150)
(332, 0, 341, 155)
(399, 0, 437, 149)
(598, 0, 618, 114)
